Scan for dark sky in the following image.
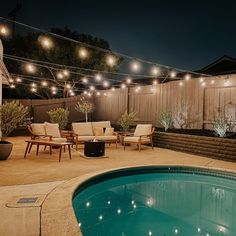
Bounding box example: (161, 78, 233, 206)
(1, 0, 236, 70)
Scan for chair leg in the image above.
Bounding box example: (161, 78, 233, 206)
(64, 145, 66, 152)
(24, 142, 30, 158)
(124, 142, 126, 150)
(151, 141, 154, 150)
(44, 145, 47, 151)
(50, 146, 52, 155)
(36, 144, 39, 156)
(138, 143, 141, 152)
(116, 141, 117, 149)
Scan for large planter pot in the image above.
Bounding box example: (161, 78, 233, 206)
(0, 141, 13, 160)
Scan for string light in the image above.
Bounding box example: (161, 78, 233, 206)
(10, 84, 15, 88)
(185, 74, 191, 80)
(63, 69, 70, 77)
(111, 87, 115, 91)
(117, 209, 122, 214)
(103, 81, 109, 87)
(38, 35, 53, 49)
(106, 54, 116, 67)
(70, 91, 75, 96)
(82, 77, 88, 84)
(15, 77, 22, 83)
(131, 61, 141, 72)
(25, 63, 36, 74)
(57, 71, 64, 79)
(179, 81, 183, 87)
(104, 92, 107, 96)
(9, 78, 14, 83)
(0, 25, 9, 36)
(41, 80, 48, 86)
(151, 66, 160, 76)
(201, 81, 206, 87)
(126, 77, 132, 84)
(88, 92, 92, 97)
(52, 90, 57, 95)
(66, 84, 71, 89)
(51, 86, 57, 91)
(135, 86, 141, 93)
(148, 231, 152, 236)
(78, 47, 88, 59)
(211, 79, 215, 84)
(121, 83, 126, 89)
(170, 71, 176, 78)
(31, 87, 37, 93)
(95, 73, 102, 81)
(199, 77, 204, 83)
(83, 91, 88, 95)
(174, 229, 178, 234)
(96, 91, 101, 96)
(153, 80, 158, 85)
(89, 85, 95, 91)
(31, 82, 37, 88)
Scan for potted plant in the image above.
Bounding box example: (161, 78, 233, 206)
(47, 107, 69, 130)
(118, 110, 137, 132)
(0, 100, 28, 160)
(75, 99, 94, 122)
(212, 117, 229, 137)
(118, 111, 137, 144)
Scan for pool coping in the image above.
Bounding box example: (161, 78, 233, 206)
(41, 164, 236, 236)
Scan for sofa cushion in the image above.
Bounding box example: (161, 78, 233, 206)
(51, 137, 67, 142)
(104, 127, 114, 135)
(92, 121, 111, 128)
(97, 135, 117, 141)
(134, 124, 152, 137)
(72, 122, 93, 136)
(76, 136, 95, 141)
(45, 122, 61, 138)
(94, 127, 104, 136)
(31, 123, 46, 136)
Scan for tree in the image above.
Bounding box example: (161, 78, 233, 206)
(2, 27, 122, 99)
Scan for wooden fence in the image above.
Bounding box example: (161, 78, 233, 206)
(3, 74, 236, 130)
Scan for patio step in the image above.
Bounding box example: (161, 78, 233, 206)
(153, 131, 236, 161)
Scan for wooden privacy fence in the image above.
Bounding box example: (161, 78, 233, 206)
(3, 74, 236, 130)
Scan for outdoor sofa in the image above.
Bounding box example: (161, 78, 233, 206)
(72, 121, 118, 150)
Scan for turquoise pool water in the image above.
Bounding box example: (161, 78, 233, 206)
(72, 167, 236, 236)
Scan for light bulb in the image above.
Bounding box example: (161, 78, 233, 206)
(96, 91, 101, 96)
(78, 47, 88, 59)
(103, 81, 109, 87)
(95, 73, 102, 81)
(82, 77, 88, 83)
(16, 77, 22, 83)
(0, 25, 9, 36)
(151, 66, 160, 76)
(185, 74, 191, 80)
(170, 71, 176, 78)
(153, 80, 158, 85)
(57, 72, 64, 79)
(25, 63, 36, 73)
(126, 77, 132, 84)
(131, 61, 141, 72)
(121, 83, 126, 89)
(39, 35, 53, 49)
(63, 70, 70, 77)
(89, 85, 95, 91)
(106, 55, 116, 67)
(179, 81, 183, 86)
(41, 81, 48, 87)
(10, 84, 15, 88)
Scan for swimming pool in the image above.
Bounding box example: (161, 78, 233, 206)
(72, 166, 236, 236)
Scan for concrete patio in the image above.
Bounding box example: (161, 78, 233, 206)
(1, 136, 236, 236)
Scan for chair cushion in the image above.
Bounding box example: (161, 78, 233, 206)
(104, 127, 114, 135)
(97, 135, 117, 141)
(134, 124, 152, 137)
(92, 121, 111, 128)
(94, 127, 104, 136)
(72, 122, 93, 136)
(124, 136, 150, 142)
(44, 122, 61, 138)
(31, 123, 46, 136)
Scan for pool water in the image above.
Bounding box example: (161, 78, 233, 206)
(72, 167, 236, 236)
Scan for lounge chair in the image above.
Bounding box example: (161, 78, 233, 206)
(123, 124, 155, 151)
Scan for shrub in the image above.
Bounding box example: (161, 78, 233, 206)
(118, 111, 137, 132)
(159, 110, 173, 131)
(47, 108, 69, 130)
(0, 100, 28, 139)
(212, 117, 228, 137)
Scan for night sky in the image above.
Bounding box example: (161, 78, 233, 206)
(1, 0, 236, 70)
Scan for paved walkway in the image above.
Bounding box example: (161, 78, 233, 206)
(1, 136, 236, 235)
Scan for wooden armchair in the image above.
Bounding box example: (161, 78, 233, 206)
(123, 124, 155, 151)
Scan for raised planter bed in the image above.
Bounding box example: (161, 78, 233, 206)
(154, 131, 236, 161)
